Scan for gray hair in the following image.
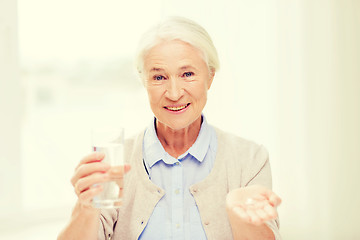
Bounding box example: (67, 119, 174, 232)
(135, 16, 220, 82)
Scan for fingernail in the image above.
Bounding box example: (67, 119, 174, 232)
(96, 152, 105, 160)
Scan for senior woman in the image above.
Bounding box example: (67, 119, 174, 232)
(58, 17, 281, 240)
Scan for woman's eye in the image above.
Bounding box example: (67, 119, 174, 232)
(154, 75, 165, 81)
(183, 72, 194, 78)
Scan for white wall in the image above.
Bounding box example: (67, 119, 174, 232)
(278, 1, 360, 238)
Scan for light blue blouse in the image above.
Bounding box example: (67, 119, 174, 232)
(140, 116, 217, 240)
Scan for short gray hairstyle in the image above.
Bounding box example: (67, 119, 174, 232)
(135, 16, 220, 81)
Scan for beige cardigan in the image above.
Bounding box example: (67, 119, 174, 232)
(98, 127, 281, 240)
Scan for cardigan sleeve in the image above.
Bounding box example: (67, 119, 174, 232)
(242, 145, 282, 240)
(242, 145, 272, 188)
(97, 208, 118, 240)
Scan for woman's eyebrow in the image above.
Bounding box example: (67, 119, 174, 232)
(179, 65, 197, 71)
(149, 66, 197, 72)
(150, 67, 164, 72)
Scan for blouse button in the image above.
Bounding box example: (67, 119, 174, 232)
(204, 221, 210, 225)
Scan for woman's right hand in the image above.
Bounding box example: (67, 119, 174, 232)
(70, 152, 111, 208)
(71, 152, 132, 209)
(58, 152, 120, 240)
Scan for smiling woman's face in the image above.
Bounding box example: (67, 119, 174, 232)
(144, 40, 214, 131)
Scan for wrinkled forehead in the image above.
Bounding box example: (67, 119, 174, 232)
(143, 39, 208, 71)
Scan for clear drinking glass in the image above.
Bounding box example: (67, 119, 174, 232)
(91, 127, 124, 209)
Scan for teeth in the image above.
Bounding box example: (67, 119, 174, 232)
(166, 104, 189, 111)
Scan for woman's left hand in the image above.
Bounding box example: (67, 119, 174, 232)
(226, 185, 281, 226)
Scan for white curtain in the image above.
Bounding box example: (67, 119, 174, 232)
(0, 0, 22, 215)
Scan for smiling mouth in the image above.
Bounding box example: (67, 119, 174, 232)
(164, 103, 190, 112)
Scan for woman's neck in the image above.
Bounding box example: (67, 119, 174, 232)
(156, 116, 202, 158)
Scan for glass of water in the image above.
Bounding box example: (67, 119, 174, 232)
(91, 127, 124, 209)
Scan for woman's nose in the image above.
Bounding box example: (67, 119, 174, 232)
(165, 78, 183, 101)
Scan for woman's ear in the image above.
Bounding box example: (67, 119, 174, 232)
(207, 68, 215, 90)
